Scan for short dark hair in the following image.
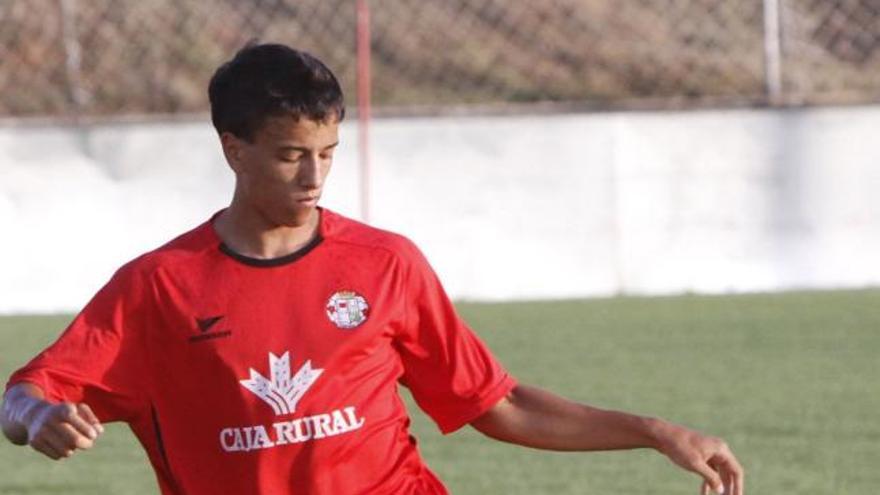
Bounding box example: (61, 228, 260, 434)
(208, 43, 345, 141)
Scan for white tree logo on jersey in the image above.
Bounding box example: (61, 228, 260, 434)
(326, 290, 369, 329)
(239, 352, 323, 416)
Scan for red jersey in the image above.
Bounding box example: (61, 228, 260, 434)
(7, 209, 516, 494)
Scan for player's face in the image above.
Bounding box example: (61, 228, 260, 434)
(223, 115, 339, 227)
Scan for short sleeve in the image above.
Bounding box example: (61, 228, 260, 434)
(394, 242, 516, 434)
(5, 260, 151, 423)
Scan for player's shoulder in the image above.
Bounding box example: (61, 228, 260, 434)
(113, 216, 219, 280)
(322, 209, 423, 261)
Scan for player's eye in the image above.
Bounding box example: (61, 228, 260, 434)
(279, 154, 302, 163)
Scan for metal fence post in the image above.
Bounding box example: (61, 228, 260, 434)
(763, 0, 783, 105)
(357, 0, 372, 224)
(57, 0, 87, 118)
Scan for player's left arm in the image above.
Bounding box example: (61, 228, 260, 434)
(471, 384, 744, 495)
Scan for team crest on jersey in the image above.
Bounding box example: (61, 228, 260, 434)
(325, 290, 369, 329)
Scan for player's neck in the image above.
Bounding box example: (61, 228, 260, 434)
(213, 203, 321, 260)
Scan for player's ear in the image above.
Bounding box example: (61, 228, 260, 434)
(220, 132, 245, 173)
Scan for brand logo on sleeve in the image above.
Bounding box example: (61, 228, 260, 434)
(325, 291, 369, 329)
(220, 350, 366, 453)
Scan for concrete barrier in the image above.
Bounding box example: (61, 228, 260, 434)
(1, 106, 878, 313)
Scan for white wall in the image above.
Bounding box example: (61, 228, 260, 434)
(1, 106, 878, 313)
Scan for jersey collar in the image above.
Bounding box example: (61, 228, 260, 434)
(208, 208, 325, 268)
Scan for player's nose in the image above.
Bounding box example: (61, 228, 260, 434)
(297, 154, 323, 189)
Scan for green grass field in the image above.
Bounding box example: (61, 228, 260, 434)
(1, 290, 878, 494)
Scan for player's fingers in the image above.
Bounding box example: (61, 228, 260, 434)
(692, 460, 724, 494)
(45, 418, 82, 449)
(729, 475, 741, 495)
(51, 421, 95, 450)
(76, 403, 104, 434)
(725, 461, 744, 495)
(730, 459, 744, 495)
(37, 427, 75, 459)
(30, 437, 63, 460)
(714, 451, 744, 495)
(63, 407, 100, 441)
(45, 424, 77, 455)
(719, 466, 737, 495)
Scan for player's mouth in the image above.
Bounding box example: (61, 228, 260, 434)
(296, 195, 320, 207)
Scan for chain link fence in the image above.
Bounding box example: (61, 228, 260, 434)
(1, 0, 878, 119)
(782, 0, 880, 105)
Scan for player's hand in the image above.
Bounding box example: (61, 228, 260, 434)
(26, 402, 104, 460)
(653, 421, 744, 495)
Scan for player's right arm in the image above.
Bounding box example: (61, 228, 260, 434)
(3, 260, 151, 460)
(1, 382, 103, 459)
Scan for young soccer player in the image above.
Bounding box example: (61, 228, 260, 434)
(2, 43, 743, 495)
